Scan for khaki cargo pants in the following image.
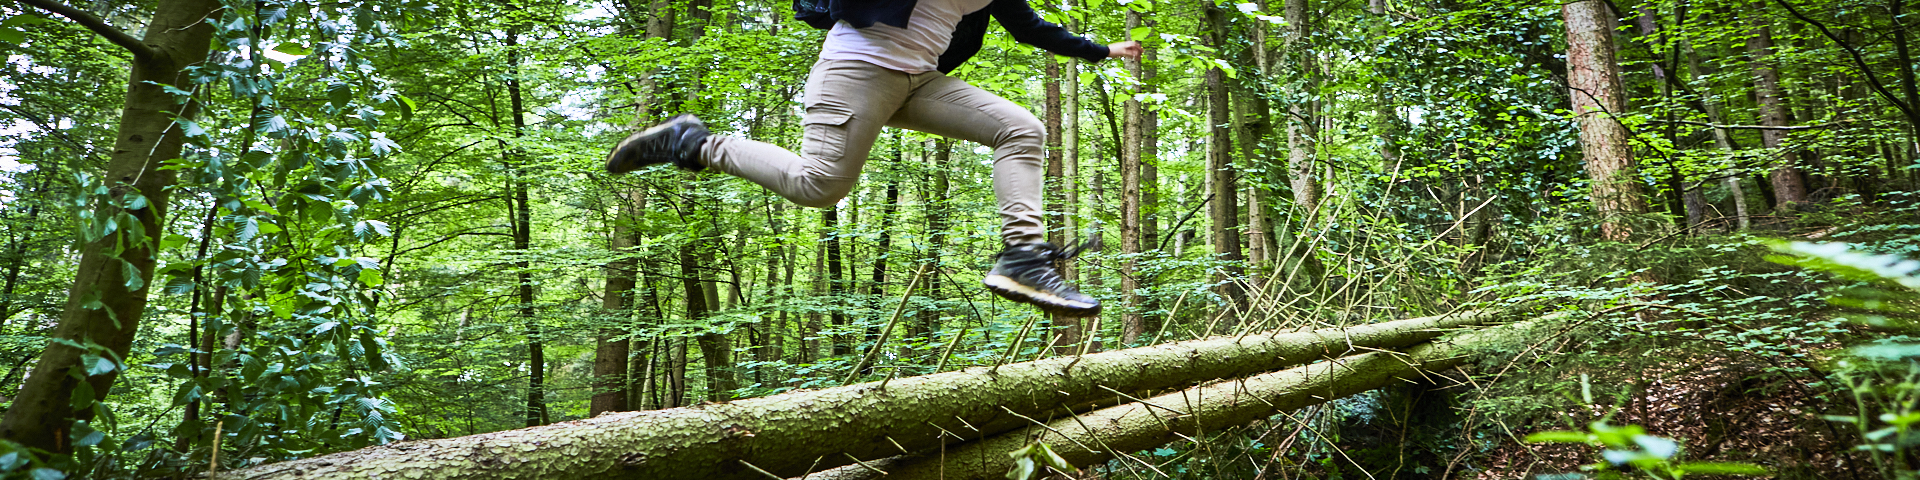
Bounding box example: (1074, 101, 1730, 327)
(699, 58, 1048, 245)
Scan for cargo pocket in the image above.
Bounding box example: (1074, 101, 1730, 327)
(800, 108, 855, 162)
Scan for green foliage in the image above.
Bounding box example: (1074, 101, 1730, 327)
(1527, 422, 1769, 479)
(1005, 441, 1075, 480)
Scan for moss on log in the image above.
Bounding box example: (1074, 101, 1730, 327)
(800, 319, 1546, 480)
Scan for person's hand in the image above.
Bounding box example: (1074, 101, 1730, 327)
(1106, 41, 1143, 60)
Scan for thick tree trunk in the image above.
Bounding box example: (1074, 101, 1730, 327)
(1563, 0, 1651, 241)
(0, 0, 220, 452)
(1284, 0, 1320, 213)
(805, 319, 1545, 480)
(226, 312, 1503, 480)
(1204, 1, 1246, 328)
(1744, 4, 1809, 208)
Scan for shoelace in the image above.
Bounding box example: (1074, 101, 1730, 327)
(1053, 236, 1102, 260)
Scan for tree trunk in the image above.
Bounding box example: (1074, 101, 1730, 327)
(1744, 3, 1809, 208)
(1204, 1, 1246, 328)
(0, 0, 220, 452)
(593, 191, 642, 415)
(824, 207, 848, 356)
(504, 26, 546, 429)
(1117, 10, 1148, 345)
(920, 140, 951, 348)
(1284, 0, 1320, 213)
(227, 312, 1503, 480)
(1680, 13, 1750, 230)
(806, 319, 1542, 480)
(1563, 0, 1651, 241)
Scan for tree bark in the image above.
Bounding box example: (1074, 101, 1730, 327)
(824, 207, 848, 356)
(0, 0, 221, 452)
(593, 191, 643, 415)
(804, 319, 1545, 480)
(1743, 3, 1809, 208)
(1204, 1, 1246, 328)
(1284, 0, 1320, 213)
(504, 26, 546, 428)
(226, 312, 1504, 480)
(1117, 10, 1148, 345)
(1563, 0, 1651, 241)
(1680, 11, 1750, 230)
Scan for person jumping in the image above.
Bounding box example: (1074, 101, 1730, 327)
(604, 0, 1140, 315)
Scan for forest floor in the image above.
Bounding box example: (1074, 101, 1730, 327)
(1474, 349, 1852, 478)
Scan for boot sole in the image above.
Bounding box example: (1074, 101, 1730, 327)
(983, 274, 1101, 315)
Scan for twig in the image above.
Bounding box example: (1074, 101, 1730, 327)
(844, 264, 929, 386)
(1645, 118, 1842, 130)
(16, 0, 155, 61)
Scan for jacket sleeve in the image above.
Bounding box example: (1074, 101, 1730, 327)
(989, 0, 1109, 62)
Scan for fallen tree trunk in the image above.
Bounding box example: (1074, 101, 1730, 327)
(224, 311, 1501, 480)
(801, 319, 1548, 480)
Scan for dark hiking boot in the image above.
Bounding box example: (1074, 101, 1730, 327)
(983, 241, 1101, 315)
(605, 114, 709, 174)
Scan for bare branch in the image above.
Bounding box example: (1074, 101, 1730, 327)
(1646, 119, 1843, 131)
(14, 0, 155, 61)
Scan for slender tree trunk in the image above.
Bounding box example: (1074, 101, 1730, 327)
(0, 0, 220, 452)
(0, 165, 54, 329)
(1680, 10, 1750, 230)
(504, 27, 546, 428)
(863, 147, 900, 369)
(1119, 10, 1147, 345)
(824, 207, 848, 356)
(1889, 0, 1919, 156)
(593, 191, 642, 415)
(1564, 0, 1651, 241)
(1744, 3, 1810, 208)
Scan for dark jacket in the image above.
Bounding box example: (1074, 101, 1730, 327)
(797, 0, 1110, 73)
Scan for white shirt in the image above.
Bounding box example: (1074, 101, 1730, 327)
(819, 0, 995, 73)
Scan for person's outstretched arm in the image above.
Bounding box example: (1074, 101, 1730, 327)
(989, 0, 1139, 61)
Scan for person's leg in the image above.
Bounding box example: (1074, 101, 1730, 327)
(698, 59, 910, 207)
(888, 74, 1098, 314)
(884, 75, 1047, 245)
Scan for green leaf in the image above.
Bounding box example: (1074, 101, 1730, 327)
(29, 468, 66, 480)
(122, 259, 145, 291)
(1524, 431, 1590, 443)
(85, 355, 116, 376)
(1128, 26, 1152, 41)
(273, 41, 312, 56)
(1675, 462, 1769, 476)
(395, 94, 417, 121)
(1036, 442, 1073, 472)
(70, 421, 104, 447)
(329, 82, 353, 108)
(160, 233, 190, 250)
(0, 27, 24, 46)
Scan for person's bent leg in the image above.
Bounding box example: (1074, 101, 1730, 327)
(699, 59, 907, 208)
(889, 74, 1098, 315)
(886, 75, 1047, 245)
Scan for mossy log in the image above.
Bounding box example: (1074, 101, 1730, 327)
(223, 311, 1500, 480)
(801, 319, 1543, 480)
